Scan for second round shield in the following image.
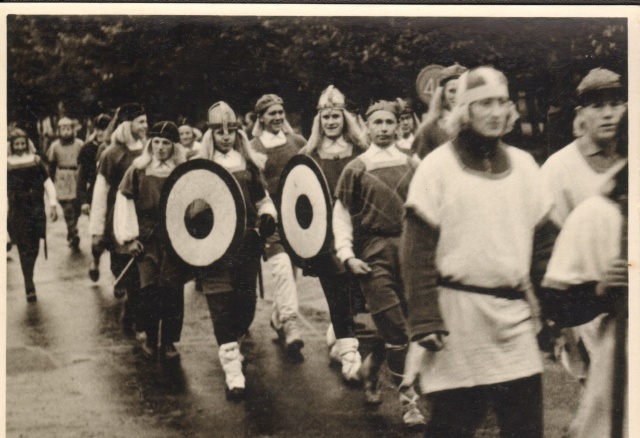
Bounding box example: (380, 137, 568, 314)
(277, 155, 332, 266)
(160, 159, 246, 269)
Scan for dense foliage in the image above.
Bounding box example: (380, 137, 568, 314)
(7, 15, 626, 140)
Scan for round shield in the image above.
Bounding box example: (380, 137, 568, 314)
(159, 159, 246, 269)
(416, 64, 445, 106)
(277, 155, 332, 266)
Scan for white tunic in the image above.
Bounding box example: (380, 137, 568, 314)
(542, 196, 625, 438)
(405, 142, 550, 393)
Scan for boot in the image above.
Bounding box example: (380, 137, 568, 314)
(25, 278, 37, 303)
(219, 342, 245, 400)
(88, 257, 100, 282)
(271, 312, 304, 355)
(400, 388, 426, 429)
(359, 349, 385, 405)
(334, 338, 362, 383)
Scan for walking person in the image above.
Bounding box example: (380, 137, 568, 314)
(177, 119, 202, 160)
(195, 101, 277, 398)
(541, 163, 628, 438)
(394, 97, 420, 157)
(299, 85, 368, 382)
(47, 116, 84, 249)
(8, 128, 59, 302)
(402, 67, 557, 438)
(412, 63, 467, 159)
(333, 100, 426, 427)
(77, 113, 112, 281)
(89, 103, 148, 332)
(541, 68, 627, 382)
(249, 94, 307, 357)
(114, 121, 188, 360)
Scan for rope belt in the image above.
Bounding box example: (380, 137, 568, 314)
(438, 278, 524, 300)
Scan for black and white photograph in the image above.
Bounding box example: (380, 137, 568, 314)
(2, 4, 638, 437)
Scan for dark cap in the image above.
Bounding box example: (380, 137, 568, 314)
(93, 113, 112, 131)
(149, 121, 179, 143)
(116, 103, 146, 125)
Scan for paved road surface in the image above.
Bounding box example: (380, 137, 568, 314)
(5, 214, 579, 437)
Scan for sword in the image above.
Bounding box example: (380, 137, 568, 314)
(257, 227, 268, 300)
(113, 257, 135, 286)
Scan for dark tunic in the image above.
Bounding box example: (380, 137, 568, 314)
(98, 144, 143, 248)
(119, 166, 187, 289)
(76, 139, 100, 206)
(303, 145, 362, 276)
(335, 154, 417, 314)
(250, 132, 306, 259)
(7, 156, 49, 245)
(249, 132, 306, 198)
(200, 161, 268, 294)
(412, 118, 450, 159)
(336, 155, 417, 241)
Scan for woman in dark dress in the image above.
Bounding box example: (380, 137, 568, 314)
(7, 128, 59, 302)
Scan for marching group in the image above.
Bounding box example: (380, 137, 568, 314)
(7, 64, 628, 437)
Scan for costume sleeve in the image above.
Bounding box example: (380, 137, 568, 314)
(333, 200, 355, 263)
(334, 163, 360, 216)
(118, 165, 137, 198)
(540, 159, 570, 228)
(47, 142, 57, 180)
(43, 178, 58, 207)
(404, 156, 442, 229)
(76, 147, 89, 205)
(401, 208, 446, 339)
(113, 191, 139, 245)
(540, 200, 620, 326)
(248, 162, 277, 219)
(89, 174, 109, 235)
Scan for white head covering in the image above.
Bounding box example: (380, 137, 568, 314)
(444, 66, 519, 138)
(199, 101, 267, 169)
(304, 85, 367, 155)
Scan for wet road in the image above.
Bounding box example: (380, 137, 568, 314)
(6, 215, 431, 437)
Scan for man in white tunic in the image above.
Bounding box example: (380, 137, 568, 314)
(541, 68, 627, 381)
(402, 67, 557, 437)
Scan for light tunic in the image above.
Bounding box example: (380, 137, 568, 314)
(541, 139, 626, 379)
(541, 140, 626, 227)
(405, 142, 550, 393)
(542, 196, 625, 438)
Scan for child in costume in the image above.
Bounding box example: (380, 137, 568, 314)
(333, 100, 425, 427)
(249, 94, 307, 357)
(114, 121, 187, 361)
(196, 101, 277, 398)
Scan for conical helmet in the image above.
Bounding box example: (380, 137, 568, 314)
(207, 101, 239, 134)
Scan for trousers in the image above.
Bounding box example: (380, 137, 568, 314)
(424, 374, 543, 438)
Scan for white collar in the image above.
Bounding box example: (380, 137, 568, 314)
(259, 130, 287, 148)
(320, 136, 350, 153)
(213, 149, 244, 169)
(7, 153, 37, 166)
(396, 133, 415, 150)
(367, 143, 402, 157)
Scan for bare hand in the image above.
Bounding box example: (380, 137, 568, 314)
(81, 204, 91, 215)
(346, 258, 372, 275)
(597, 258, 628, 297)
(127, 240, 144, 258)
(49, 205, 58, 222)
